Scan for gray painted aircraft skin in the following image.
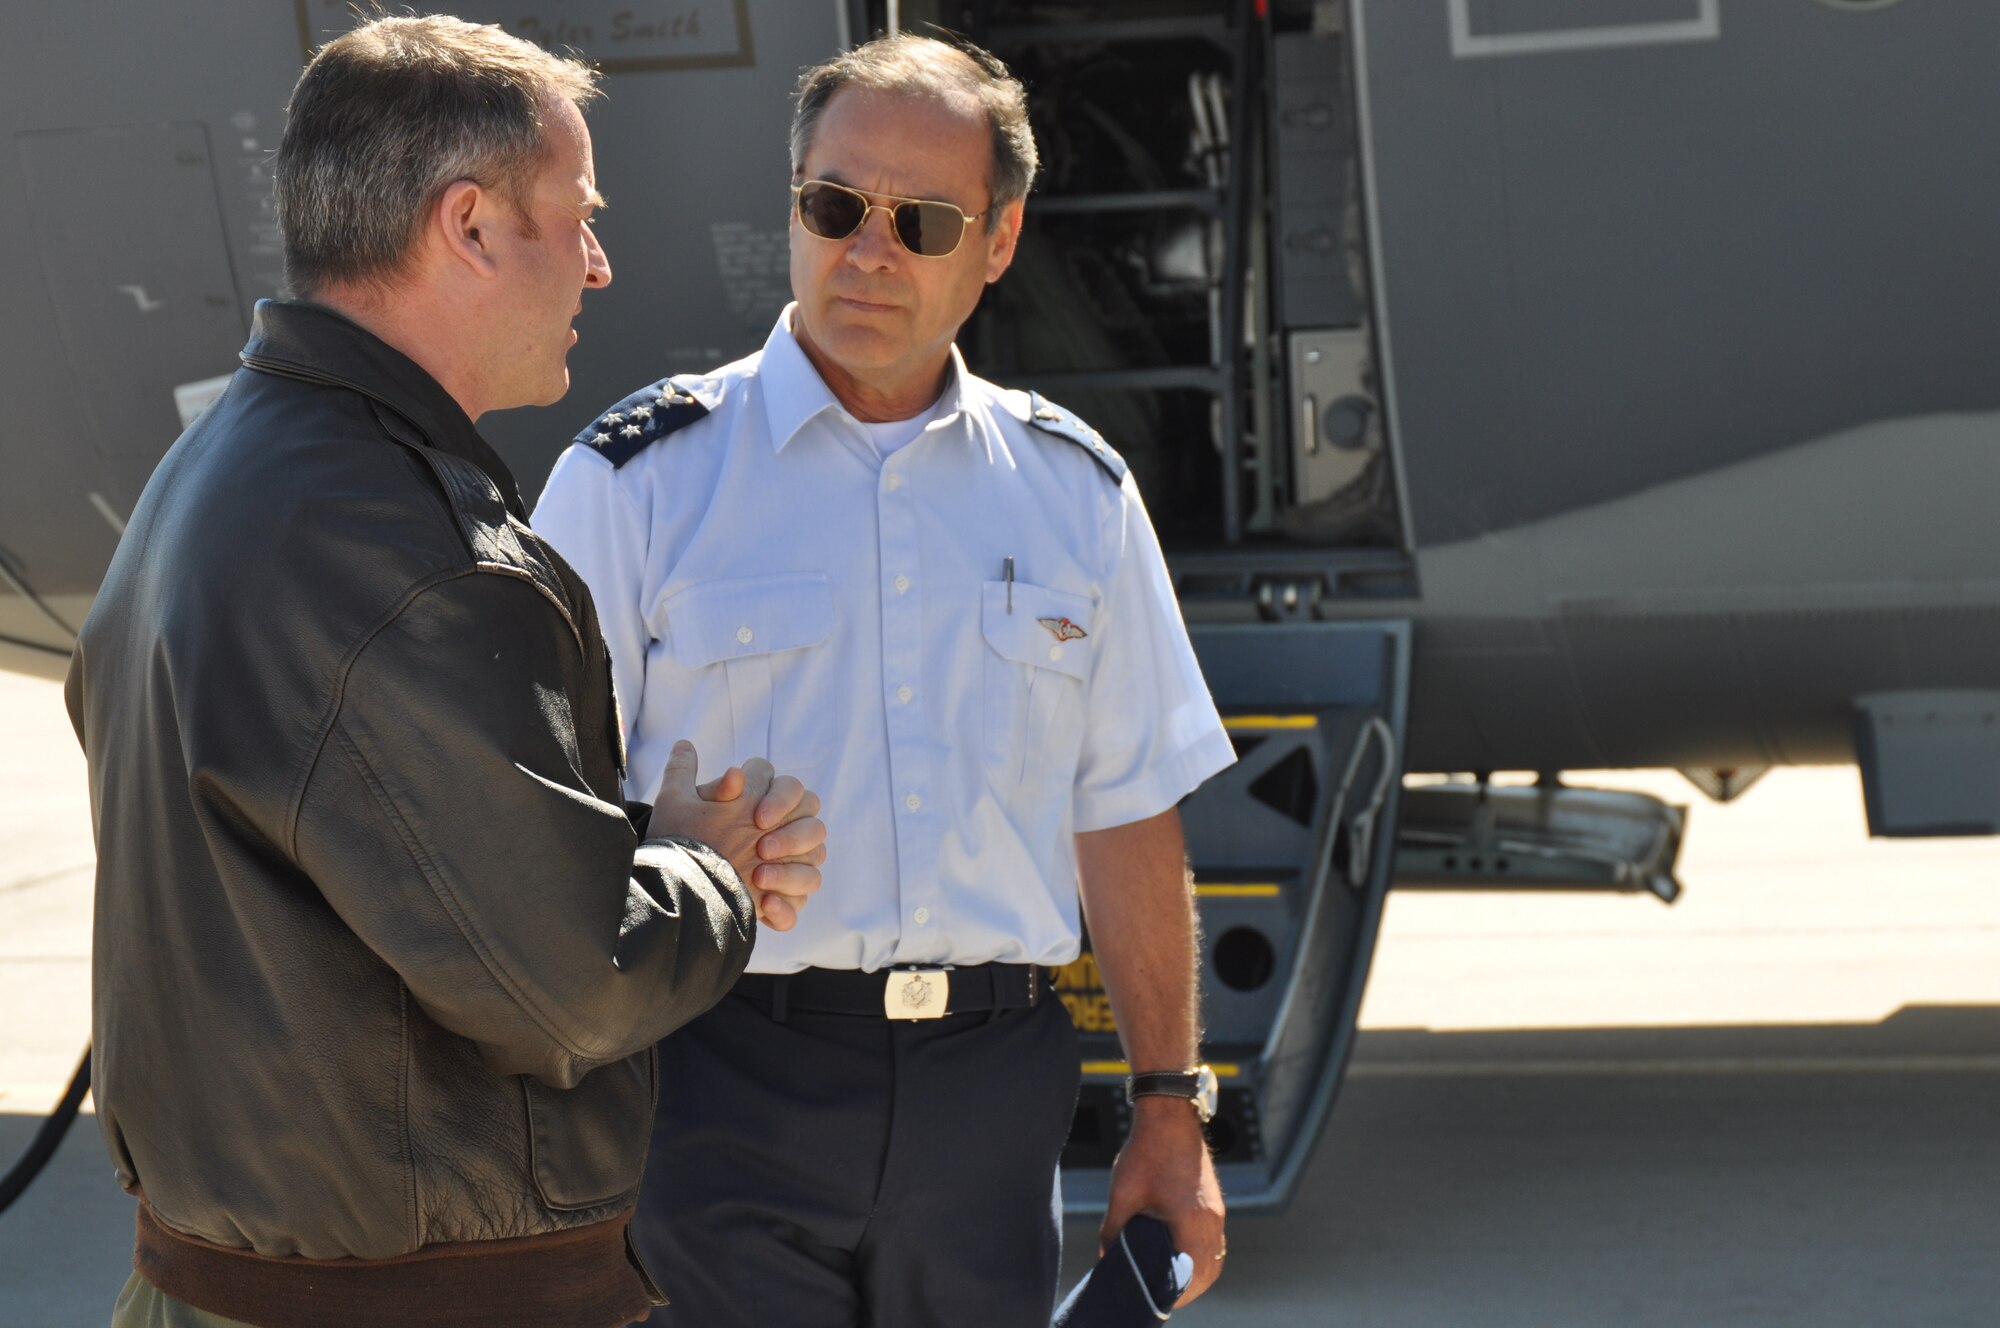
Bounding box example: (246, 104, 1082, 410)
(2, 0, 1993, 1212)
(1325, 0, 2000, 779)
(3, 0, 1992, 783)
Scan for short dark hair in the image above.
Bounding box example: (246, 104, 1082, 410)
(274, 15, 600, 297)
(790, 33, 1038, 228)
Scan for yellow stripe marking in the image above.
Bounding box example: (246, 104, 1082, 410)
(1195, 883, 1281, 898)
(1079, 1060, 1242, 1079)
(1223, 714, 1318, 731)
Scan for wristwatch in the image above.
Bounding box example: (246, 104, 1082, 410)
(1125, 1065, 1219, 1124)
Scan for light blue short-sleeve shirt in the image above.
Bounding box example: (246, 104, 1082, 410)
(534, 309, 1234, 974)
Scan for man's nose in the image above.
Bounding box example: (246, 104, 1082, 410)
(843, 204, 902, 270)
(586, 226, 613, 288)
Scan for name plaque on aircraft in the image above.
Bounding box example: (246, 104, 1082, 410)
(293, 2, 755, 74)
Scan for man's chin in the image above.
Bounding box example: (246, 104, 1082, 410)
(530, 365, 573, 409)
(490, 371, 572, 415)
(815, 321, 905, 370)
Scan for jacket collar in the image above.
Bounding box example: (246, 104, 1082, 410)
(239, 299, 526, 518)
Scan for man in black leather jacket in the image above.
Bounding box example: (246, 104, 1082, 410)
(63, 17, 824, 1328)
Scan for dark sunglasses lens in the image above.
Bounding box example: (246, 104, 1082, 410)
(798, 183, 866, 240)
(894, 201, 965, 257)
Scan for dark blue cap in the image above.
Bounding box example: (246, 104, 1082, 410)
(1052, 1215, 1189, 1326)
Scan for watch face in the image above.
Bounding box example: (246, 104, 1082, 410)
(1196, 1065, 1220, 1124)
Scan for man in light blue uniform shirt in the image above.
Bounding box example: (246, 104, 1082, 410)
(534, 32, 1233, 1326)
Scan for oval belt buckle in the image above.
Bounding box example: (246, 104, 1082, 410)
(884, 967, 950, 1020)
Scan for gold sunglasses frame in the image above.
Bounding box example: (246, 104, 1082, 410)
(791, 179, 987, 259)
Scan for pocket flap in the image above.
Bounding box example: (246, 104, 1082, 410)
(522, 1050, 655, 1211)
(982, 580, 1094, 681)
(661, 573, 835, 671)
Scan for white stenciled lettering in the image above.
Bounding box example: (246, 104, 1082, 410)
(512, 16, 597, 50)
(320, 4, 726, 65)
(610, 8, 704, 44)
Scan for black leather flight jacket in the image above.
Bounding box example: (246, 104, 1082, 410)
(65, 300, 754, 1327)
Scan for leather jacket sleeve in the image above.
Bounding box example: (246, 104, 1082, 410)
(293, 567, 756, 1089)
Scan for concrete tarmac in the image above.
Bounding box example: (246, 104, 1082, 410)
(3, 670, 1997, 1326)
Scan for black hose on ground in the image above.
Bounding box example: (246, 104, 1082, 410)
(0, 1044, 91, 1215)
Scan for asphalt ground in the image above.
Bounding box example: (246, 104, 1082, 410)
(3, 669, 1996, 1326)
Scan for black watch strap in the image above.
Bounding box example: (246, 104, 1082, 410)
(1127, 1065, 1218, 1123)
(1126, 1070, 1201, 1102)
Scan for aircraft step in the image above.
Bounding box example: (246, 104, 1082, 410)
(1058, 619, 1412, 1213)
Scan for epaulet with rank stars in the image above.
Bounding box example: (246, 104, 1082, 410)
(1023, 391, 1128, 484)
(573, 379, 710, 469)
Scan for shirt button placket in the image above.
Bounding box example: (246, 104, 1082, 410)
(876, 461, 938, 949)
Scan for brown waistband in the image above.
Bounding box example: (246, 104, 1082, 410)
(134, 1198, 657, 1328)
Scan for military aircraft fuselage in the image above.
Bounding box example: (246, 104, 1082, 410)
(4, 0, 1996, 792)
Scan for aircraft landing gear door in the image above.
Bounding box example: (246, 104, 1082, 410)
(1056, 620, 1410, 1212)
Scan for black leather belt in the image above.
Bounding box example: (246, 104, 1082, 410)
(734, 963, 1044, 1022)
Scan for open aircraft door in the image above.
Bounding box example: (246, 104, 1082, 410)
(1056, 619, 1411, 1211)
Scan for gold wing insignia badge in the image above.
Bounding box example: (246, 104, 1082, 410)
(1037, 616, 1088, 642)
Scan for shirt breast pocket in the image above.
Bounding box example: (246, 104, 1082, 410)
(982, 580, 1094, 794)
(659, 573, 836, 772)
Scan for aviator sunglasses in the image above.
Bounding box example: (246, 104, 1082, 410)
(792, 179, 987, 258)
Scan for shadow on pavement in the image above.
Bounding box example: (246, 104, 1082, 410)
(1067, 1004, 2000, 1328)
(2, 1007, 1995, 1327)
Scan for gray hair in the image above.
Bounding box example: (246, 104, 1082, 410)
(273, 14, 601, 297)
(790, 33, 1038, 228)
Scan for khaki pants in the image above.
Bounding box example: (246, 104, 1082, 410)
(111, 1271, 254, 1328)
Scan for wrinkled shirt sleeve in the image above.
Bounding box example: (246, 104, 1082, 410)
(533, 445, 653, 759)
(1071, 473, 1235, 833)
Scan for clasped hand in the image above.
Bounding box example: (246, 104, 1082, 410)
(651, 740, 825, 930)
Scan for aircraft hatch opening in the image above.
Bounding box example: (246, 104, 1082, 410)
(1052, 620, 1411, 1212)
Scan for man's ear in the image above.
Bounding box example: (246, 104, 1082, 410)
(984, 198, 1025, 285)
(434, 179, 500, 280)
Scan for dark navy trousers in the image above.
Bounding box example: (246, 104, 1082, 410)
(632, 981, 1081, 1327)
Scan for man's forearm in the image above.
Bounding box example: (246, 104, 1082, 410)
(1074, 808, 1201, 1073)
(1078, 808, 1227, 1297)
